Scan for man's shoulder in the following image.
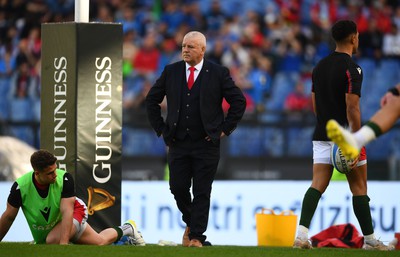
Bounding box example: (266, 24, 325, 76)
(203, 59, 227, 73)
(165, 59, 226, 73)
(314, 52, 352, 72)
(56, 169, 67, 175)
(57, 170, 74, 180)
(315, 52, 334, 65)
(16, 171, 33, 184)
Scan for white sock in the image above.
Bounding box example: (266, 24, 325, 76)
(296, 225, 309, 240)
(353, 126, 376, 149)
(364, 233, 376, 243)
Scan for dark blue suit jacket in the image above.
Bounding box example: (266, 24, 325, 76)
(145, 59, 246, 145)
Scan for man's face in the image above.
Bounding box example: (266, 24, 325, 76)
(36, 163, 58, 185)
(181, 35, 205, 66)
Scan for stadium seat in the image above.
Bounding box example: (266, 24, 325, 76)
(123, 127, 165, 156)
(9, 126, 35, 146)
(265, 72, 298, 111)
(0, 77, 11, 119)
(357, 58, 376, 80)
(287, 127, 313, 156)
(9, 98, 32, 122)
(228, 126, 264, 156)
(262, 128, 284, 157)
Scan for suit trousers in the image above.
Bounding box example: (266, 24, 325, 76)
(167, 135, 220, 243)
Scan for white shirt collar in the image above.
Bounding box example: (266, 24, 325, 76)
(186, 59, 204, 71)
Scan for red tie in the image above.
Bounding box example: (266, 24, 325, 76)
(188, 66, 195, 89)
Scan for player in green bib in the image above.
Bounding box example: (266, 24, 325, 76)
(0, 149, 145, 245)
(17, 168, 65, 243)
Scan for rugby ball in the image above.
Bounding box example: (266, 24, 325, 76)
(331, 144, 352, 174)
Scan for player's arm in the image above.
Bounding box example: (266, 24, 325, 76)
(345, 64, 362, 133)
(311, 71, 317, 116)
(59, 172, 76, 244)
(311, 92, 316, 115)
(0, 203, 19, 242)
(346, 93, 361, 168)
(345, 93, 361, 132)
(59, 196, 75, 244)
(0, 182, 21, 242)
(0, 182, 22, 242)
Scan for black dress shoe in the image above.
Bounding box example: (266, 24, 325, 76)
(203, 241, 212, 246)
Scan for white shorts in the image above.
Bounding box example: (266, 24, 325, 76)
(313, 141, 367, 166)
(71, 197, 88, 242)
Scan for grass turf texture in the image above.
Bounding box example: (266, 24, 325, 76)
(1, 243, 400, 257)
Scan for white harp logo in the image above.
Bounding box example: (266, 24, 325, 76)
(356, 67, 362, 74)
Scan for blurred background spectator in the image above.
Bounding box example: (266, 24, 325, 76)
(284, 79, 312, 113)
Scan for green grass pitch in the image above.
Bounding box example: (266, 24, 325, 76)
(1, 243, 400, 257)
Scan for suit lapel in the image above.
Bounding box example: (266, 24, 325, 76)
(199, 60, 211, 95)
(174, 61, 186, 99)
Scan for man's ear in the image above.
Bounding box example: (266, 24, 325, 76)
(351, 34, 357, 44)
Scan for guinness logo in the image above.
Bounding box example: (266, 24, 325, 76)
(87, 186, 115, 215)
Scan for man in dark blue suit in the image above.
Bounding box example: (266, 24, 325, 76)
(145, 31, 246, 247)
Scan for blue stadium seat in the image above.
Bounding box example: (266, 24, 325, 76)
(357, 58, 376, 80)
(228, 126, 264, 156)
(367, 132, 393, 160)
(9, 98, 33, 121)
(122, 127, 156, 156)
(9, 126, 35, 146)
(122, 127, 165, 156)
(287, 127, 313, 156)
(4, 90, 38, 146)
(262, 128, 284, 157)
(265, 72, 298, 111)
(0, 77, 11, 119)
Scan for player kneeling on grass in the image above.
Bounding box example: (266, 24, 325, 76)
(0, 149, 145, 245)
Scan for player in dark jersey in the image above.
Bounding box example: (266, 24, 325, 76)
(0, 149, 145, 245)
(293, 20, 392, 251)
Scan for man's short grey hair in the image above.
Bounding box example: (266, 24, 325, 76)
(184, 31, 206, 48)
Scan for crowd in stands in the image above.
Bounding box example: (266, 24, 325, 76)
(0, 0, 400, 158)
